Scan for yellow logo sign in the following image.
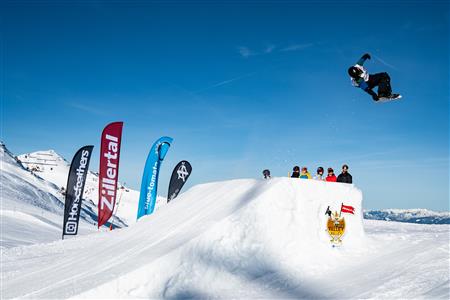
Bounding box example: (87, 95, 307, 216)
(327, 211, 346, 244)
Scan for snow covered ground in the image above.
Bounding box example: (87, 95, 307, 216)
(0, 144, 97, 247)
(1, 142, 449, 299)
(18, 149, 140, 227)
(2, 176, 449, 299)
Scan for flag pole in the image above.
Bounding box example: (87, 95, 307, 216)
(110, 187, 124, 231)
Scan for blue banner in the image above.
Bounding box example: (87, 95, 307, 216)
(137, 136, 173, 220)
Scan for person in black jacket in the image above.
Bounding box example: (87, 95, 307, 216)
(291, 166, 300, 178)
(348, 53, 400, 101)
(337, 164, 353, 184)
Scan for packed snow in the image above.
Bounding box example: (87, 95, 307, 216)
(1, 143, 449, 299)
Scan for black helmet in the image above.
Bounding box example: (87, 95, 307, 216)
(293, 166, 300, 172)
(262, 169, 270, 176)
(348, 66, 362, 79)
(317, 167, 324, 174)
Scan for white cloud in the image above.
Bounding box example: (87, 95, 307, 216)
(264, 44, 276, 53)
(280, 43, 314, 52)
(67, 102, 106, 116)
(237, 42, 312, 58)
(196, 72, 256, 93)
(373, 55, 399, 71)
(237, 46, 256, 58)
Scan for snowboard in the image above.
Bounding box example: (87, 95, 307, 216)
(377, 94, 402, 103)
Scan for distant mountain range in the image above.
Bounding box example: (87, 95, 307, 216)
(364, 209, 450, 224)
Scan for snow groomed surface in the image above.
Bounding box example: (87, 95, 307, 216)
(3, 177, 365, 299)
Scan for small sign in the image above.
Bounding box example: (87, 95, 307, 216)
(327, 211, 346, 245)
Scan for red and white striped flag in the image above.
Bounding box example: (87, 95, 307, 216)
(341, 203, 355, 214)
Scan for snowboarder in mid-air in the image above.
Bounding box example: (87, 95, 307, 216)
(348, 53, 401, 101)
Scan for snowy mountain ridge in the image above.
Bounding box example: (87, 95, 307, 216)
(364, 208, 450, 224)
(1, 143, 96, 247)
(0, 143, 133, 248)
(17, 148, 142, 227)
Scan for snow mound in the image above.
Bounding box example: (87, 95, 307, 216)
(81, 178, 365, 299)
(2, 177, 364, 299)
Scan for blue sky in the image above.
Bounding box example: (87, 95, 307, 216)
(2, 1, 449, 210)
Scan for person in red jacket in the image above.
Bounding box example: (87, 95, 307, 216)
(326, 167, 337, 182)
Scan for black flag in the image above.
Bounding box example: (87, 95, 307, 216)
(62, 145, 94, 238)
(325, 206, 332, 217)
(167, 160, 192, 202)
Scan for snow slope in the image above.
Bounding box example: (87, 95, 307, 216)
(2, 177, 367, 299)
(18, 149, 139, 226)
(77, 184, 450, 299)
(1, 143, 171, 249)
(0, 143, 97, 248)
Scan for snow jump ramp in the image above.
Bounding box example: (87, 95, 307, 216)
(2, 178, 364, 299)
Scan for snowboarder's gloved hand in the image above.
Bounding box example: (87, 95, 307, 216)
(366, 88, 379, 101)
(362, 53, 371, 60)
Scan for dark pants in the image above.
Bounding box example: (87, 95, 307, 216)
(368, 72, 392, 96)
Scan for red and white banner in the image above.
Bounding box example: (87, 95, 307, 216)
(341, 203, 355, 214)
(98, 122, 123, 228)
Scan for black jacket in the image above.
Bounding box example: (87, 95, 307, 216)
(337, 172, 352, 184)
(291, 171, 300, 178)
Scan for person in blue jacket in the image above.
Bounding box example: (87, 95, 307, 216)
(348, 53, 399, 101)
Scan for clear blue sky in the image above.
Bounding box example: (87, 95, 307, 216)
(2, 1, 449, 211)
